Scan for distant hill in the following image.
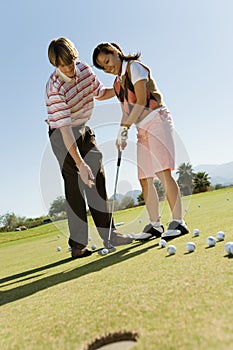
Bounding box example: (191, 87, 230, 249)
(109, 193, 124, 202)
(193, 161, 233, 185)
(110, 161, 233, 199)
(110, 190, 141, 204)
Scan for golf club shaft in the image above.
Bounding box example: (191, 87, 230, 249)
(113, 150, 122, 200)
(117, 149, 122, 168)
(107, 149, 122, 245)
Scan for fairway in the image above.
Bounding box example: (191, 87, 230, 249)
(0, 188, 233, 350)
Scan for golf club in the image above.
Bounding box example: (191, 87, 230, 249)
(107, 149, 122, 250)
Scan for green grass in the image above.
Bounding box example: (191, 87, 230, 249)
(1, 188, 233, 350)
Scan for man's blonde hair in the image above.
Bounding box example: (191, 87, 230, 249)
(48, 37, 78, 67)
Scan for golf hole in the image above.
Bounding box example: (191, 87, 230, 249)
(85, 331, 138, 350)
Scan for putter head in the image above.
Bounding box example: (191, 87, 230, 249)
(106, 242, 116, 253)
(108, 246, 117, 253)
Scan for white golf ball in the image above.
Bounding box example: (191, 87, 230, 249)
(88, 236, 92, 241)
(57, 235, 61, 239)
(167, 245, 176, 255)
(193, 228, 200, 237)
(186, 242, 196, 253)
(56, 246, 62, 251)
(216, 231, 225, 241)
(206, 236, 216, 247)
(229, 244, 233, 255)
(138, 219, 142, 223)
(91, 244, 96, 250)
(159, 239, 167, 248)
(225, 242, 233, 255)
(101, 248, 108, 255)
(67, 246, 72, 251)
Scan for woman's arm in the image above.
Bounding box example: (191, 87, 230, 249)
(116, 79, 147, 150)
(121, 79, 147, 127)
(95, 87, 115, 100)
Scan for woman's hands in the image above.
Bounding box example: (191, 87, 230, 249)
(116, 125, 128, 150)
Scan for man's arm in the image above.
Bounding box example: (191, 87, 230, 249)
(60, 126, 94, 187)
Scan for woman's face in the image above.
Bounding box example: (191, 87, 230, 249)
(96, 51, 122, 75)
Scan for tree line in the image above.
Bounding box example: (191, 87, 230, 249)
(0, 163, 231, 232)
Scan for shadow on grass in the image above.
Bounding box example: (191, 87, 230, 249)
(165, 254, 176, 258)
(0, 258, 73, 285)
(223, 254, 233, 259)
(0, 241, 158, 306)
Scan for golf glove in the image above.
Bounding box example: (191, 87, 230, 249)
(117, 126, 128, 148)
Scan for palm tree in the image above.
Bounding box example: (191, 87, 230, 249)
(193, 172, 211, 193)
(49, 196, 66, 217)
(154, 179, 165, 200)
(137, 192, 145, 205)
(136, 179, 165, 205)
(176, 162, 194, 195)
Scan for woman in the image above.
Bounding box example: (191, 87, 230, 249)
(92, 42, 189, 240)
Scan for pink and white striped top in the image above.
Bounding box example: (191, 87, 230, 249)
(45, 61, 106, 129)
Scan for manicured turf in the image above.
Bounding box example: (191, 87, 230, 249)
(0, 187, 233, 349)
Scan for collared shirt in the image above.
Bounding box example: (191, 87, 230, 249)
(45, 61, 106, 129)
(118, 60, 148, 85)
(119, 60, 128, 80)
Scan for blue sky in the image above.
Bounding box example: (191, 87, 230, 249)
(0, 0, 232, 218)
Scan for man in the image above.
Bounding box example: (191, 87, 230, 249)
(45, 37, 133, 258)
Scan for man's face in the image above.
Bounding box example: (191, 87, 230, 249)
(57, 58, 76, 78)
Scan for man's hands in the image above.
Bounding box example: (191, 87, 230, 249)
(60, 126, 95, 188)
(116, 126, 129, 150)
(78, 161, 95, 188)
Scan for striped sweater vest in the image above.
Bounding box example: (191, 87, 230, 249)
(114, 61, 164, 122)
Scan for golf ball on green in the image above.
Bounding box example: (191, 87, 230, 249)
(216, 231, 225, 241)
(186, 242, 196, 252)
(193, 228, 200, 237)
(167, 245, 176, 255)
(159, 239, 167, 248)
(206, 236, 216, 247)
(225, 242, 233, 255)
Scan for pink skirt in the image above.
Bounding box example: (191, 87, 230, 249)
(137, 109, 175, 179)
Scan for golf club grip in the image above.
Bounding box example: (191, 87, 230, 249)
(117, 150, 122, 167)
